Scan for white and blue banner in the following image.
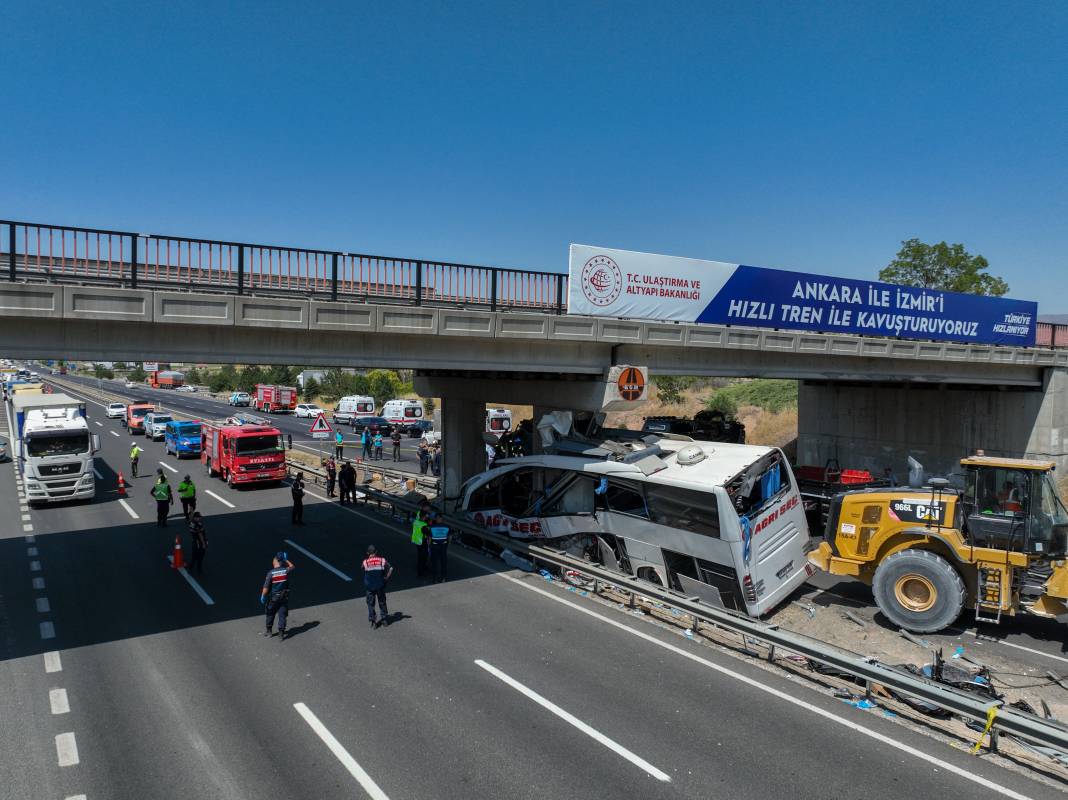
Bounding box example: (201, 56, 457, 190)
(568, 244, 1037, 347)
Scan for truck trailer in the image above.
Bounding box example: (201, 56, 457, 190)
(13, 393, 99, 504)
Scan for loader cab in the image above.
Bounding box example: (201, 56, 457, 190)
(960, 455, 1068, 556)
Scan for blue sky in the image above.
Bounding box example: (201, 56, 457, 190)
(2, 1, 1066, 308)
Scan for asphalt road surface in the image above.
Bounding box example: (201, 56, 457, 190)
(53, 372, 439, 477)
(1, 379, 1064, 799)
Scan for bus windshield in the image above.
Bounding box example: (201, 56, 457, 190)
(235, 435, 283, 455)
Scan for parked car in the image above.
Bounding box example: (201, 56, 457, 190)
(403, 419, 434, 438)
(229, 392, 251, 407)
(350, 415, 391, 435)
(106, 402, 127, 419)
(143, 412, 173, 440)
(294, 403, 325, 419)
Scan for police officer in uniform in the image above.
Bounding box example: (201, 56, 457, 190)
(152, 470, 174, 527)
(177, 474, 197, 521)
(261, 551, 295, 640)
(429, 513, 450, 583)
(362, 545, 394, 628)
(411, 504, 430, 578)
(291, 472, 305, 524)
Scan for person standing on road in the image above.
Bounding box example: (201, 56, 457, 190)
(188, 511, 208, 573)
(334, 430, 344, 460)
(417, 440, 429, 475)
(362, 545, 393, 628)
(325, 457, 337, 498)
(291, 472, 305, 525)
(431, 443, 442, 477)
(130, 442, 143, 478)
(177, 474, 197, 521)
(373, 430, 384, 460)
(361, 427, 372, 460)
(391, 427, 402, 462)
(429, 513, 450, 583)
(152, 470, 174, 527)
(411, 503, 430, 579)
(261, 551, 295, 640)
(338, 461, 356, 505)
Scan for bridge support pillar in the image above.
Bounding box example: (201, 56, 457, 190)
(440, 396, 485, 502)
(797, 369, 1068, 479)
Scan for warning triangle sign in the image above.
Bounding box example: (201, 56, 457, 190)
(309, 413, 333, 433)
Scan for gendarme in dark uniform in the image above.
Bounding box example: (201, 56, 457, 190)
(261, 552, 295, 640)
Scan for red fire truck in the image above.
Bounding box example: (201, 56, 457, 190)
(255, 384, 298, 414)
(201, 420, 287, 486)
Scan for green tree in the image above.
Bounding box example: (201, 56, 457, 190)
(879, 239, 1008, 296)
(320, 368, 357, 403)
(128, 365, 148, 382)
(184, 367, 202, 386)
(113, 361, 127, 371)
(424, 397, 436, 416)
(266, 364, 296, 386)
(366, 369, 403, 405)
(93, 364, 115, 380)
(302, 377, 321, 400)
(237, 365, 266, 393)
(653, 375, 695, 405)
(704, 390, 739, 417)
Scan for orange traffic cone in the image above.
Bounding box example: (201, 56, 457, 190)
(117, 471, 127, 497)
(171, 535, 185, 570)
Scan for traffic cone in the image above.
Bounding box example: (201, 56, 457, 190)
(171, 535, 185, 570)
(117, 471, 127, 497)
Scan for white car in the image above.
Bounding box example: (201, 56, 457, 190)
(143, 412, 173, 440)
(294, 403, 324, 419)
(125, 381, 138, 389)
(106, 402, 127, 419)
(175, 385, 196, 393)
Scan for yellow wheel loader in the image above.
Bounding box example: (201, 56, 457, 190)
(807, 454, 1068, 633)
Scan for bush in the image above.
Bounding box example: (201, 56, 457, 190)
(302, 377, 321, 401)
(704, 390, 738, 417)
(128, 365, 148, 382)
(708, 379, 798, 413)
(653, 375, 695, 405)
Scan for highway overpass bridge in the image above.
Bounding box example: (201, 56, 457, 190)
(4, 218, 1068, 494)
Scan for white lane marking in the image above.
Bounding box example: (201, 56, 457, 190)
(283, 539, 352, 582)
(36, 597, 50, 613)
(49, 688, 70, 715)
(65, 795, 87, 800)
(293, 703, 391, 800)
(23, 524, 33, 532)
(40, 621, 55, 640)
(316, 501, 1043, 800)
(109, 430, 119, 437)
(32, 577, 45, 590)
(965, 630, 1068, 666)
(166, 556, 216, 605)
(159, 460, 178, 473)
(93, 467, 103, 479)
(94, 420, 103, 426)
(27, 546, 38, 556)
(24, 534, 34, 543)
(20, 504, 29, 511)
(44, 651, 62, 673)
(475, 659, 671, 782)
(55, 732, 79, 767)
(118, 499, 139, 519)
(204, 489, 235, 508)
(22, 514, 31, 522)
(30, 560, 41, 572)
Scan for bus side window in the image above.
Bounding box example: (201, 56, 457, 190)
(542, 475, 595, 516)
(605, 481, 648, 518)
(646, 485, 719, 537)
(468, 475, 504, 510)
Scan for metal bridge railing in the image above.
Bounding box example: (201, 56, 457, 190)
(2, 219, 568, 314)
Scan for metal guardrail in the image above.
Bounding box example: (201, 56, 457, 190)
(351, 485, 1068, 757)
(2, 219, 567, 313)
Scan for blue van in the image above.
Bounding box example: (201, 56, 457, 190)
(165, 420, 202, 458)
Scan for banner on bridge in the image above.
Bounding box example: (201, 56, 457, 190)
(567, 244, 1037, 347)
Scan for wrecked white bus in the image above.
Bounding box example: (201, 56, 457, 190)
(459, 431, 815, 617)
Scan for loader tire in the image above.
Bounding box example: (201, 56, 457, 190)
(873, 549, 965, 633)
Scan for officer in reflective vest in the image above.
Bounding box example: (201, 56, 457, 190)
(177, 475, 197, 521)
(362, 545, 394, 628)
(411, 505, 430, 579)
(429, 513, 450, 583)
(152, 470, 174, 528)
(260, 551, 295, 640)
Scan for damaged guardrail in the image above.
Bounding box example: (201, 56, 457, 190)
(352, 484, 1068, 758)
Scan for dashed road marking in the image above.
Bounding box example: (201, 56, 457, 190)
(23, 524, 33, 532)
(55, 732, 79, 767)
(167, 556, 216, 605)
(49, 688, 70, 715)
(109, 430, 119, 437)
(40, 621, 55, 640)
(27, 546, 38, 556)
(44, 651, 62, 673)
(118, 499, 139, 519)
(32, 577, 45, 590)
(204, 489, 235, 508)
(30, 560, 41, 572)
(283, 539, 352, 582)
(158, 461, 178, 473)
(294, 703, 391, 800)
(475, 659, 671, 782)
(94, 420, 103, 426)
(24, 534, 35, 543)
(21, 514, 31, 522)
(36, 597, 50, 613)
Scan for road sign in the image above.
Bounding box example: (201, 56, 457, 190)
(309, 413, 333, 434)
(311, 432, 330, 440)
(144, 361, 159, 372)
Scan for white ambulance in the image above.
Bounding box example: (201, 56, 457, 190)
(333, 395, 376, 425)
(382, 399, 425, 426)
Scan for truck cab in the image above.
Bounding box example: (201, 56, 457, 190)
(124, 402, 155, 433)
(201, 422, 286, 487)
(14, 393, 99, 504)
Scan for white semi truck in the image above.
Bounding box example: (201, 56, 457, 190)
(13, 393, 99, 504)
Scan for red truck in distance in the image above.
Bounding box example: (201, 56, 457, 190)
(200, 421, 287, 486)
(255, 384, 297, 414)
(149, 370, 184, 389)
